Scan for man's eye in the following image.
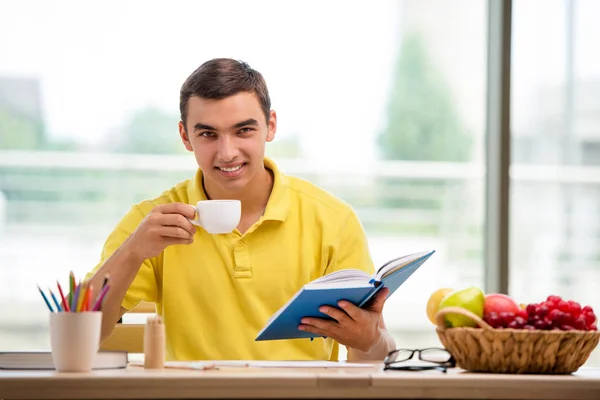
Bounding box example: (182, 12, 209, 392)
(238, 128, 252, 134)
(199, 132, 215, 138)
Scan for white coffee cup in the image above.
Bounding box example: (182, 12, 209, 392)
(49, 311, 102, 372)
(189, 200, 241, 234)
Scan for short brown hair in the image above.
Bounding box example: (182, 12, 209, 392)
(179, 58, 271, 130)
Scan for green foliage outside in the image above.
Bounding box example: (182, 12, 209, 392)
(378, 32, 473, 162)
(374, 31, 474, 234)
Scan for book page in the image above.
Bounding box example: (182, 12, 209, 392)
(305, 269, 371, 288)
(373, 250, 432, 281)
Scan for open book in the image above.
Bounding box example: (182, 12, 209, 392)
(255, 250, 435, 341)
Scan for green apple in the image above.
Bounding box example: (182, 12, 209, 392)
(438, 287, 485, 327)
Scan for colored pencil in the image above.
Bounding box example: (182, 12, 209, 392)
(69, 271, 75, 307)
(56, 281, 70, 312)
(92, 284, 110, 311)
(37, 285, 54, 312)
(49, 288, 63, 312)
(86, 284, 93, 312)
(71, 282, 81, 312)
(102, 274, 109, 289)
(77, 282, 87, 312)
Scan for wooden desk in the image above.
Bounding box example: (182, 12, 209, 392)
(2, 364, 600, 400)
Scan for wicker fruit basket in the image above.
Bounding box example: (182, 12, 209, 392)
(435, 306, 600, 374)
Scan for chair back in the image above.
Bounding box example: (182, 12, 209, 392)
(99, 301, 156, 353)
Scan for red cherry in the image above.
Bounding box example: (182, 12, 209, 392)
(526, 304, 537, 317)
(582, 305, 594, 314)
(537, 305, 549, 317)
(590, 325, 598, 331)
(546, 301, 557, 310)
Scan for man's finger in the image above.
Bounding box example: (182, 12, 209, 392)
(297, 324, 337, 340)
(159, 226, 193, 240)
(319, 305, 353, 325)
(335, 301, 362, 321)
(300, 317, 339, 333)
(164, 237, 194, 247)
(160, 213, 196, 236)
(156, 202, 196, 219)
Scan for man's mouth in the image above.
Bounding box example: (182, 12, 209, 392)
(217, 164, 243, 172)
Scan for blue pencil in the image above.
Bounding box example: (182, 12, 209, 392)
(37, 285, 55, 312)
(49, 288, 63, 312)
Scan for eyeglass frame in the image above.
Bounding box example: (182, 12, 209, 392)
(383, 347, 456, 373)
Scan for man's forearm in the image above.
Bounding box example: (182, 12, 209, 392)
(87, 236, 145, 340)
(347, 328, 396, 361)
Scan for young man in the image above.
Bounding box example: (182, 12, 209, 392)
(86, 58, 396, 361)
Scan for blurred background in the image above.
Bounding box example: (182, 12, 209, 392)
(0, 0, 599, 364)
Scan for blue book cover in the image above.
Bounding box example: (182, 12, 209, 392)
(255, 250, 435, 341)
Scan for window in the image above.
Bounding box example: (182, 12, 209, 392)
(510, 0, 600, 365)
(0, 0, 491, 360)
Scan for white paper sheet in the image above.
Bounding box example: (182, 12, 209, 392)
(162, 360, 377, 369)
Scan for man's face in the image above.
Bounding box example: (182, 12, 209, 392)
(178, 92, 276, 196)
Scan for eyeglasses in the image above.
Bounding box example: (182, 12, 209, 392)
(383, 347, 456, 373)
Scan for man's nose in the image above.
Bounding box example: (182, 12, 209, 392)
(217, 135, 239, 161)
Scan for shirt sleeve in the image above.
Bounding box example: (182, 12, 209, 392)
(325, 208, 375, 276)
(85, 204, 159, 311)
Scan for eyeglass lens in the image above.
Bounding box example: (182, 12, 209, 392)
(388, 348, 452, 364)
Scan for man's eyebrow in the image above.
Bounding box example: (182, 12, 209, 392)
(231, 118, 259, 129)
(193, 122, 217, 131)
(193, 118, 259, 132)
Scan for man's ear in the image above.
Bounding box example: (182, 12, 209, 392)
(178, 121, 194, 152)
(266, 110, 277, 142)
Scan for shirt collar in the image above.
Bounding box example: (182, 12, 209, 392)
(187, 157, 290, 222)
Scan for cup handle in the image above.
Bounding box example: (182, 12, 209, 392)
(188, 218, 201, 226)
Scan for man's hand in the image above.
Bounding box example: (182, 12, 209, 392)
(125, 203, 197, 261)
(298, 287, 390, 352)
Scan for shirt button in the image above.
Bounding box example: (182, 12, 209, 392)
(238, 241, 244, 247)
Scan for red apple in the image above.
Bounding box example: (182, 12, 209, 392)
(484, 293, 521, 316)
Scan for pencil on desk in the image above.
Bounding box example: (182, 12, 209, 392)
(37, 285, 54, 312)
(56, 281, 70, 312)
(49, 288, 63, 312)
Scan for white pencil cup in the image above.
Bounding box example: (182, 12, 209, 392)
(49, 311, 102, 372)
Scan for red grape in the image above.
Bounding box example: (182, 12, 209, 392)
(573, 315, 587, 330)
(568, 301, 582, 317)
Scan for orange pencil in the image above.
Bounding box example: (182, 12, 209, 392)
(77, 282, 88, 312)
(86, 284, 93, 311)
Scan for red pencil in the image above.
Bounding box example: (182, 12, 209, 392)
(56, 281, 70, 312)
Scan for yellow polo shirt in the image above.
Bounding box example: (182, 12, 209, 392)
(88, 157, 374, 361)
